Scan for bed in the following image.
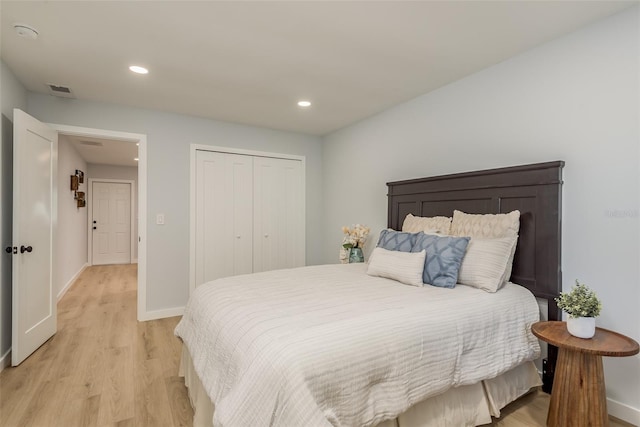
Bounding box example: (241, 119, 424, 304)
(176, 160, 564, 427)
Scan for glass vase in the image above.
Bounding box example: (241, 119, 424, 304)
(348, 247, 364, 263)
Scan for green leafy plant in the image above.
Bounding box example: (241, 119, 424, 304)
(555, 280, 602, 318)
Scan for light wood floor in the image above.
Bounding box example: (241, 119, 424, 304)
(0, 264, 192, 427)
(0, 264, 634, 427)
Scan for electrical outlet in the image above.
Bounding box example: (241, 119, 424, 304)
(156, 213, 165, 225)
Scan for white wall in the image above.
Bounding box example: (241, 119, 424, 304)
(56, 135, 88, 298)
(0, 60, 28, 366)
(322, 6, 640, 420)
(26, 96, 324, 315)
(87, 163, 139, 261)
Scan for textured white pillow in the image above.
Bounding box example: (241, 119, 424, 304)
(402, 214, 452, 234)
(367, 247, 426, 287)
(457, 236, 518, 292)
(450, 210, 520, 238)
(450, 210, 520, 286)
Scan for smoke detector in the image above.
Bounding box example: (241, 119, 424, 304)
(47, 84, 75, 99)
(14, 24, 39, 40)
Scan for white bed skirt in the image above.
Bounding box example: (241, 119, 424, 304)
(179, 346, 541, 427)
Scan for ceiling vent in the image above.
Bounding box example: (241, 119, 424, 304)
(79, 140, 103, 147)
(46, 83, 75, 99)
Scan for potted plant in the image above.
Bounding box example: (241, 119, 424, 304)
(555, 280, 602, 338)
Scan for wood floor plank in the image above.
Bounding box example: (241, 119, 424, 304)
(0, 264, 634, 427)
(135, 318, 156, 362)
(55, 393, 100, 427)
(96, 346, 134, 425)
(79, 395, 102, 427)
(80, 347, 108, 398)
(166, 375, 194, 427)
(133, 358, 174, 427)
(46, 326, 89, 381)
(0, 337, 57, 425)
(15, 378, 67, 427)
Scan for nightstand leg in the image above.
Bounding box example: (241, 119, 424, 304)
(547, 348, 608, 427)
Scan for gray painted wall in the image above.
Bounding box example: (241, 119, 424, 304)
(26, 95, 324, 313)
(87, 163, 139, 261)
(322, 7, 639, 415)
(56, 136, 88, 297)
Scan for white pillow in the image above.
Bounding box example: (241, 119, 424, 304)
(457, 236, 518, 292)
(450, 210, 520, 286)
(367, 247, 426, 287)
(450, 210, 520, 238)
(402, 214, 452, 234)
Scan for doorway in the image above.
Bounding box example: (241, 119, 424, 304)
(48, 124, 148, 321)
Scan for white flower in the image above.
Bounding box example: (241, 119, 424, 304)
(339, 247, 349, 264)
(340, 224, 370, 259)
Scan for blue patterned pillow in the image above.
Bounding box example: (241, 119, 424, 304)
(377, 229, 418, 252)
(411, 233, 470, 288)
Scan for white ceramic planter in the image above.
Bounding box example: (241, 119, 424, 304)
(567, 316, 596, 339)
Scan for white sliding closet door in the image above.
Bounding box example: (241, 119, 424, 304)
(195, 151, 253, 286)
(253, 156, 304, 273)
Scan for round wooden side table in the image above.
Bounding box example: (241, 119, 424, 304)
(531, 321, 639, 427)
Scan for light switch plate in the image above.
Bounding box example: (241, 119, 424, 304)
(156, 213, 165, 225)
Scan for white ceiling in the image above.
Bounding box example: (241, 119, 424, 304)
(63, 134, 139, 168)
(1, 1, 635, 136)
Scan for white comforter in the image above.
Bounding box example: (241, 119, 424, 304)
(175, 263, 540, 427)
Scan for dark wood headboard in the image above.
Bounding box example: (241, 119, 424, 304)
(387, 161, 564, 320)
(387, 161, 564, 391)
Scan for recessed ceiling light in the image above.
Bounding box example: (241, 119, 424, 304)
(129, 65, 148, 75)
(134, 158, 139, 161)
(297, 100, 311, 108)
(14, 24, 38, 40)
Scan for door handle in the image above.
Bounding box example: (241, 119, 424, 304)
(5, 246, 17, 254)
(20, 245, 33, 254)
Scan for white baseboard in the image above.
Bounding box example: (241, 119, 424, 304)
(0, 349, 11, 372)
(57, 263, 89, 301)
(138, 306, 184, 322)
(608, 397, 640, 426)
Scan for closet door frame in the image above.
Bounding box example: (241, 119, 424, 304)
(189, 144, 305, 294)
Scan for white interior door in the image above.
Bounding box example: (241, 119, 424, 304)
(11, 109, 57, 366)
(253, 156, 304, 273)
(195, 151, 253, 287)
(92, 181, 131, 265)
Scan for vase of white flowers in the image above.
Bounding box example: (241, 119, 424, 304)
(555, 280, 602, 339)
(340, 224, 370, 263)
